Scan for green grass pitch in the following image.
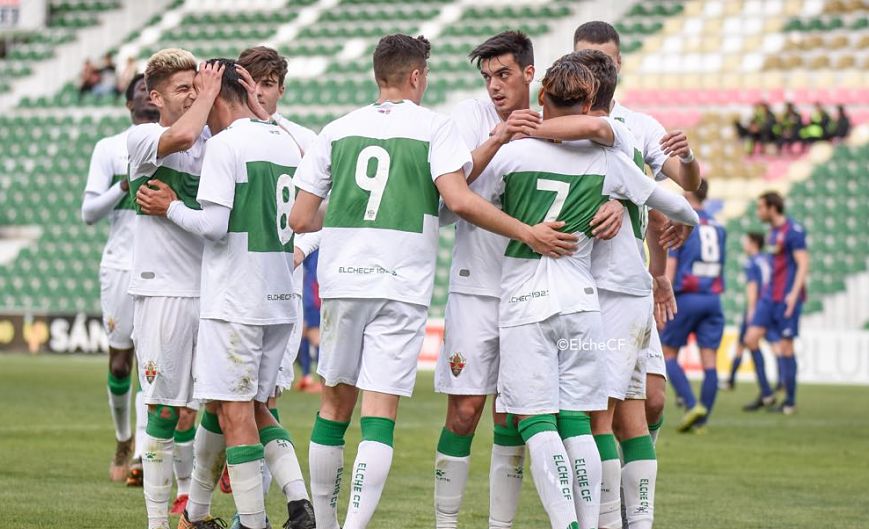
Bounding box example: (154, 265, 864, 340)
(1, 353, 867, 528)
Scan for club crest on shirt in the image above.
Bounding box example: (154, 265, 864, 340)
(144, 361, 158, 384)
(449, 352, 466, 377)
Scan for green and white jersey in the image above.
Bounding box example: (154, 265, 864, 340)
(446, 98, 509, 298)
(198, 118, 302, 325)
(127, 123, 209, 297)
(591, 117, 654, 296)
(486, 138, 657, 328)
(611, 101, 669, 181)
(295, 100, 472, 306)
(85, 127, 136, 270)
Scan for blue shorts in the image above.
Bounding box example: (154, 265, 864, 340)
(661, 293, 725, 350)
(750, 298, 802, 340)
(739, 314, 780, 344)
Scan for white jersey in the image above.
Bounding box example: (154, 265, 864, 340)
(591, 117, 654, 296)
(295, 100, 472, 306)
(485, 138, 657, 328)
(446, 98, 508, 298)
(85, 127, 136, 270)
(197, 118, 303, 325)
(611, 100, 669, 181)
(127, 123, 209, 297)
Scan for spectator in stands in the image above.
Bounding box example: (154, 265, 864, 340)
(830, 104, 851, 141)
(93, 52, 118, 97)
(735, 102, 776, 155)
(78, 58, 100, 100)
(116, 56, 138, 97)
(799, 102, 831, 145)
(774, 102, 803, 155)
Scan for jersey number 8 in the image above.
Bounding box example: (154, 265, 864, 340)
(276, 173, 294, 246)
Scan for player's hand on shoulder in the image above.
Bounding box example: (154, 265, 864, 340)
(525, 220, 578, 258)
(659, 220, 693, 249)
(590, 199, 624, 240)
(120, 177, 129, 193)
(652, 275, 677, 329)
(136, 179, 177, 217)
(194, 61, 224, 100)
(491, 109, 541, 144)
(660, 129, 691, 158)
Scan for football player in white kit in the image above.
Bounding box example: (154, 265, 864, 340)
(433, 31, 630, 529)
(573, 23, 701, 452)
(138, 58, 315, 529)
(291, 34, 576, 529)
(82, 72, 158, 483)
(126, 49, 222, 529)
(482, 55, 699, 529)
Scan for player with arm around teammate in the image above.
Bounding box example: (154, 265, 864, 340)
(137, 59, 315, 529)
(289, 33, 577, 529)
(484, 55, 698, 529)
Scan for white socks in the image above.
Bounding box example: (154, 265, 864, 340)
(343, 440, 394, 529)
(309, 442, 344, 529)
(227, 454, 267, 529)
(173, 435, 194, 497)
(489, 444, 525, 529)
(143, 434, 174, 529)
(599, 459, 623, 528)
(264, 437, 309, 502)
(186, 421, 225, 522)
(133, 391, 147, 459)
(108, 386, 132, 442)
(563, 434, 602, 529)
(434, 453, 470, 529)
(523, 429, 578, 529)
(621, 436, 657, 529)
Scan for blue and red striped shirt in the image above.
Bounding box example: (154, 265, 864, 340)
(762, 217, 807, 302)
(669, 209, 727, 295)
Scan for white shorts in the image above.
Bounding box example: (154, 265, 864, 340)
(317, 298, 427, 397)
(435, 293, 500, 395)
(100, 267, 134, 350)
(276, 296, 304, 393)
(498, 311, 609, 415)
(599, 290, 650, 401)
(133, 296, 199, 407)
(645, 325, 666, 379)
(195, 318, 293, 403)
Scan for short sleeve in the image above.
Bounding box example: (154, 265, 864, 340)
(744, 260, 760, 284)
(294, 127, 333, 198)
(788, 223, 807, 251)
(84, 138, 114, 194)
(602, 149, 656, 206)
(429, 115, 473, 181)
(196, 137, 237, 209)
(449, 99, 486, 151)
(127, 123, 166, 180)
(274, 114, 318, 155)
(604, 117, 637, 161)
(638, 115, 669, 181)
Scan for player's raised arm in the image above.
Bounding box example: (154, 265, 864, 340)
(660, 129, 701, 191)
(435, 169, 576, 258)
(155, 61, 223, 158)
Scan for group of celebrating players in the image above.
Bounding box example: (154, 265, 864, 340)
(79, 15, 809, 529)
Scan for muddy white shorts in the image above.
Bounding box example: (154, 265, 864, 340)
(194, 318, 293, 403)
